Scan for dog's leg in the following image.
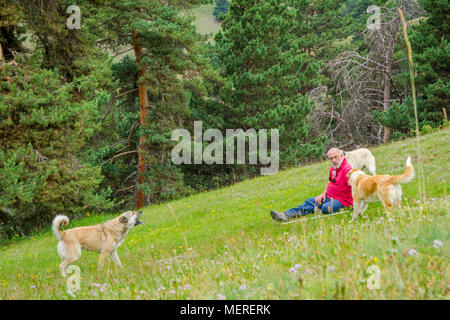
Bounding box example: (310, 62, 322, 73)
(367, 158, 376, 175)
(110, 250, 122, 268)
(378, 185, 395, 215)
(98, 250, 113, 269)
(350, 201, 361, 222)
(59, 243, 81, 277)
(59, 256, 79, 277)
(394, 186, 403, 214)
(57, 242, 66, 261)
(359, 201, 368, 216)
(381, 198, 394, 215)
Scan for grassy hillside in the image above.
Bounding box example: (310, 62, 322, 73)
(0, 128, 448, 299)
(191, 4, 222, 38)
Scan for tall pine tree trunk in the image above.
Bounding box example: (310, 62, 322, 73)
(132, 29, 148, 209)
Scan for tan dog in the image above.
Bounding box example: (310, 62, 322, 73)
(347, 156, 414, 222)
(52, 210, 143, 277)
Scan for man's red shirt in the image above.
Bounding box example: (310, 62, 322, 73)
(326, 157, 353, 207)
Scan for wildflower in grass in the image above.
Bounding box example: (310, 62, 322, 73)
(408, 249, 419, 256)
(181, 284, 192, 291)
(30, 285, 36, 289)
(289, 263, 302, 274)
(217, 293, 226, 300)
(433, 240, 443, 249)
(304, 268, 314, 275)
(239, 283, 247, 290)
(327, 266, 336, 272)
(100, 283, 107, 293)
(66, 289, 77, 298)
(170, 289, 176, 294)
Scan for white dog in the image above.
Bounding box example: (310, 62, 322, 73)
(343, 148, 376, 175)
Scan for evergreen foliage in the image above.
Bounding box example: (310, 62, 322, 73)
(213, 0, 230, 21)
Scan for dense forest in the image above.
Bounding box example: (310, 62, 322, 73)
(0, 0, 448, 238)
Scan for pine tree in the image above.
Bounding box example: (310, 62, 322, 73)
(213, 0, 230, 21)
(0, 53, 113, 238)
(0, 1, 116, 238)
(409, 0, 450, 126)
(214, 0, 326, 169)
(290, 0, 352, 64)
(83, 0, 217, 206)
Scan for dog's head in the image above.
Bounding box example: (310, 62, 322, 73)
(347, 168, 363, 186)
(118, 210, 143, 229)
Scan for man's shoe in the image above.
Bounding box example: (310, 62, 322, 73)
(270, 210, 289, 221)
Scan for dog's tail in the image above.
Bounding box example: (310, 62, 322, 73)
(390, 156, 414, 184)
(52, 215, 69, 240)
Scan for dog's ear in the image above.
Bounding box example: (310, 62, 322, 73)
(119, 216, 128, 224)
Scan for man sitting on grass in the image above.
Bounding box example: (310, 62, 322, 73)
(270, 148, 353, 221)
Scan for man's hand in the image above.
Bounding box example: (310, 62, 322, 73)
(314, 193, 326, 204)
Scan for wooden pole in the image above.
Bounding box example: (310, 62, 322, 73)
(398, 8, 426, 202)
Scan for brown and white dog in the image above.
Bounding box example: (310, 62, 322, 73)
(347, 156, 414, 222)
(52, 210, 143, 277)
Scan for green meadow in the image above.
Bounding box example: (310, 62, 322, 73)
(191, 4, 222, 37)
(0, 128, 448, 299)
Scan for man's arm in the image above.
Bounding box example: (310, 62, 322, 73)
(314, 186, 327, 204)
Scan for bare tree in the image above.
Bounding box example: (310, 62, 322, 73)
(318, 1, 423, 146)
(308, 85, 357, 149)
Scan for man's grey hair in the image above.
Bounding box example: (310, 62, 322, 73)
(327, 148, 344, 156)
